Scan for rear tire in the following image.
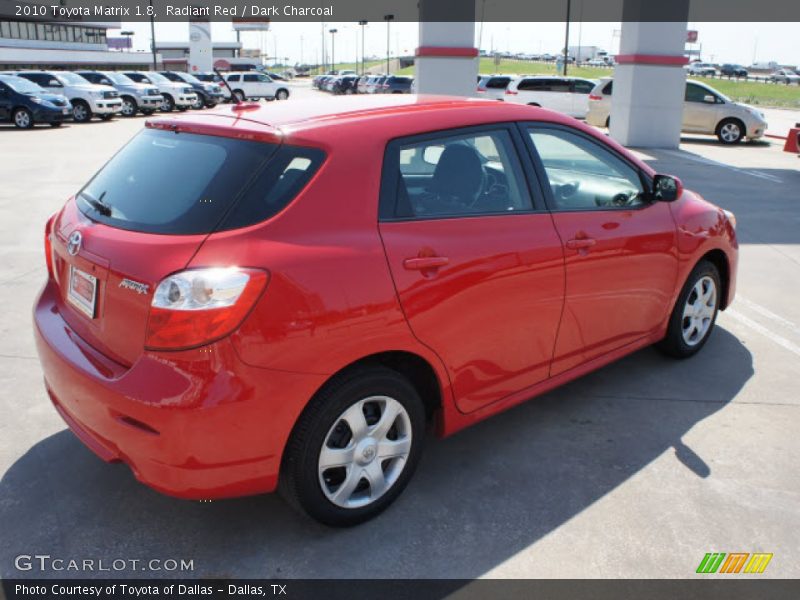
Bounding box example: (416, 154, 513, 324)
(716, 118, 745, 144)
(276, 89, 289, 100)
(233, 89, 246, 102)
(657, 260, 721, 358)
(280, 366, 426, 527)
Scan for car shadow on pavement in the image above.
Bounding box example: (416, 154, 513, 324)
(0, 327, 752, 579)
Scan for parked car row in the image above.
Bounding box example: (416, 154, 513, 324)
(0, 69, 231, 128)
(685, 61, 800, 84)
(313, 74, 414, 95)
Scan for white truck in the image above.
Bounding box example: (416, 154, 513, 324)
(15, 71, 122, 123)
(122, 71, 197, 112)
(220, 72, 290, 102)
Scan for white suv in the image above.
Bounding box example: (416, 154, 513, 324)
(586, 78, 768, 144)
(504, 76, 597, 118)
(16, 71, 122, 122)
(123, 71, 197, 112)
(221, 72, 290, 102)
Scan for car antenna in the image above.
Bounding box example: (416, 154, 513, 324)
(214, 68, 240, 105)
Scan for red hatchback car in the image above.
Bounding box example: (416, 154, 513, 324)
(34, 96, 738, 526)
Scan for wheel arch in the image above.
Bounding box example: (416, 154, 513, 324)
(311, 351, 443, 424)
(698, 248, 731, 310)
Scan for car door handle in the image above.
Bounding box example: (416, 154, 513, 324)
(565, 238, 596, 249)
(403, 256, 450, 270)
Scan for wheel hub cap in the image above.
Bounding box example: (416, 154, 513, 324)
(681, 275, 717, 346)
(318, 396, 412, 509)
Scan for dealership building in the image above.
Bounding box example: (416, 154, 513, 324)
(0, 20, 161, 70)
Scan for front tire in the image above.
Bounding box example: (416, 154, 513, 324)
(120, 96, 137, 117)
(12, 108, 34, 129)
(71, 100, 92, 123)
(192, 93, 205, 110)
(657, 260, 721, 358)
(280, 367, 425, 527)
(160, 94, 175, 112)
(716, 118, 745, 144)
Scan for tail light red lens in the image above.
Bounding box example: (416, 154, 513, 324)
(589, 94, 602, 101)
(44, 212, 56, 278)
(505, 89, 518, 95)
(476, 87, 486, 92)
(145, 268, 268, 350)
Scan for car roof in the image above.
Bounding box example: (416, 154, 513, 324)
(147, 94, 595, 148)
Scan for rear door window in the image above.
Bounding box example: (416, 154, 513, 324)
(77, 129, 324, 234)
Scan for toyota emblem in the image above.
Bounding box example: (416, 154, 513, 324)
(67, 231, 82, 256)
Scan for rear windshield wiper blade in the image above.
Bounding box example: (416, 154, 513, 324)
(79, 190, 112, 217)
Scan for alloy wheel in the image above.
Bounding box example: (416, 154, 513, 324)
(14, 110, 32, 128)
(681, 276, 717, 346)
(318, 396, 412, 509)
(121, 98, 136, 116)
(720, 122, 742, 143)
(73, 104, 88, 122)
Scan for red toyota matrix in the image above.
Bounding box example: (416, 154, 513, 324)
(34, 96, 738, 526)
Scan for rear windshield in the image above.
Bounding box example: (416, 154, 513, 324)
(77, 129, 324, 234)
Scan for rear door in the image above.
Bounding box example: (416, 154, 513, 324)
(523, 124, 678, 375)
(378, 125, 565, 414)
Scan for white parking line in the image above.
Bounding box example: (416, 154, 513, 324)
(725, 309, 800, 357)
(737, 297, 800, 335)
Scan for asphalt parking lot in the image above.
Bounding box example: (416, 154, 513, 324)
(1, 85, 799, 579)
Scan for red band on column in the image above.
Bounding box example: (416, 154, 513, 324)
(615, 54, 689, 66)
(415, 46, 479, 58)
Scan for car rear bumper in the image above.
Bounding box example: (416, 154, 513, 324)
(33, 280, 326, 500)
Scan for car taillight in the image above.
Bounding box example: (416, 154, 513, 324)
(589, 94, 602, 101)
(44, 212, 56, 279)
(145, 268, 268, 350)
(505, 89, 518, 95)
(476, 87, 486, 92)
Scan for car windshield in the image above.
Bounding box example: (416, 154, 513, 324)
(58, 72, 90, 85)
(104, 72, 135, 85)
(77, 129, 325, 235)
(178, 72, 201, 83)
(0, 75, 44, 94)
(143, 72, 168, 83)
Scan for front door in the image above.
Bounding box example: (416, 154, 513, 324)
(525, 125, 678, 375)
(379, 126, 565, 414)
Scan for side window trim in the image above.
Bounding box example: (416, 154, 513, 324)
(378, 122, 543, 222)
(516, 121, 654, 214)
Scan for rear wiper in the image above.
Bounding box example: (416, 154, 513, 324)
(79, 190, 112, 217)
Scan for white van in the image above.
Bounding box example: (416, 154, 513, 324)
(503, 76, 596, 118)
(221, 72, 290, 102)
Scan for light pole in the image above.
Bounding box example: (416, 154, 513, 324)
(384, 14, 394, 75)
(329, 28, 338, 72)
(563, 0, 571, 76)
(358, 20, 368, 75)
(149, 0, 157, 70)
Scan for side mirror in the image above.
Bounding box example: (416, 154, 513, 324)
(703, 94, 716, 104)
(652, 174, 683, 202)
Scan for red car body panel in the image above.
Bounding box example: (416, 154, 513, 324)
(33, 96, 738, 499)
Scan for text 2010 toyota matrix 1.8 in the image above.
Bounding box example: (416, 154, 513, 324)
(34, 96, 738, 526)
